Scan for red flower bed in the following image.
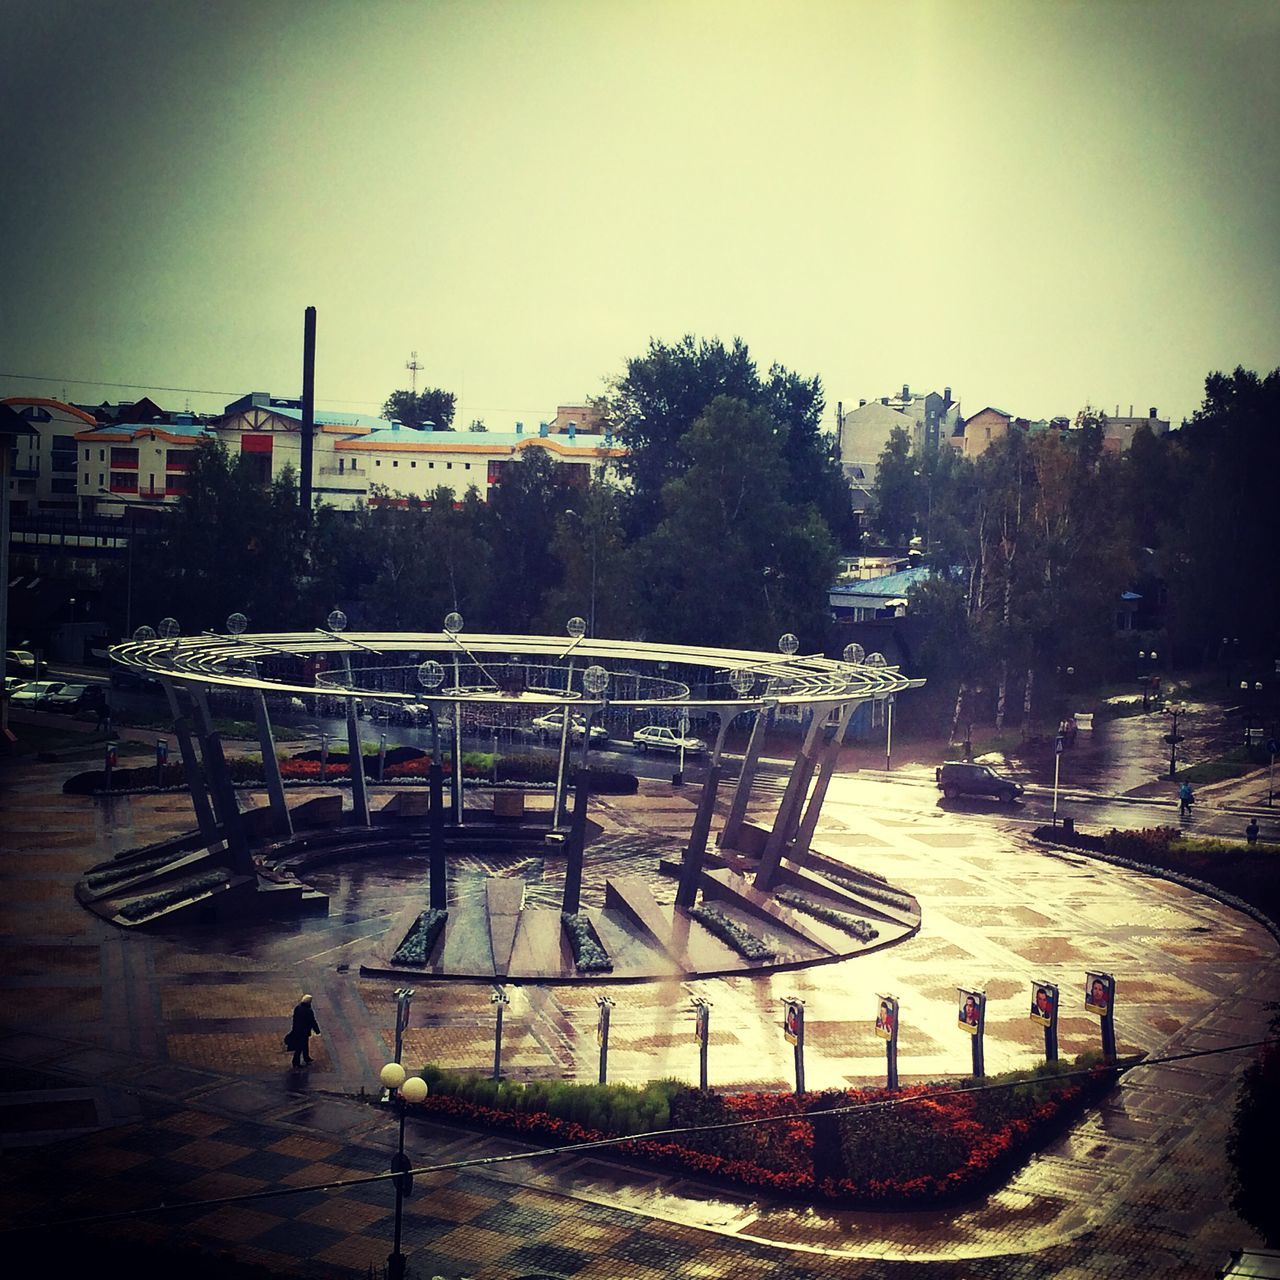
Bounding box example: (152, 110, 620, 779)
(412, 1066, 1116, 1207)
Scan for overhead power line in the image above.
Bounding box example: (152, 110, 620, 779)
(3, 1035, 1272, 1238)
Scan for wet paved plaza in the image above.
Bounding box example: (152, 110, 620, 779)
(0, 754, 1276, 1277)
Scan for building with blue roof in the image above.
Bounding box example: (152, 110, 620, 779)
(828, 565, 933, 621)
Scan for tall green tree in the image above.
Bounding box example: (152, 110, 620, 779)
(475, 449, 576, 632)
(538, 480, 639, 639)
(600, 334, 852, 543)
(639, 396, 836, 649)
(126, 439, 310, 634)
(870, 426, 920, 546)
(382, 387, 456, 431)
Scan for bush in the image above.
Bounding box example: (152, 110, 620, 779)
(1227, 1010, 1280, 1245)
(117, 869, 230, 921)
(391, 909, 448, 964)
(689, 905, 776, 960)
(562, 912, 612, 972)
(406, 1059, 1115, 1206)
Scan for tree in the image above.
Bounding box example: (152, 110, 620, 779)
(1160, 366, 1280, 663)
(871, 426, 919, 546)
(639, 396, 836, 649)
(539, 480, 639, 639)
(382, 387, 456, 431)
(349, 486, 490, 630)
(474, 449, 576, 632)
(600, 334, 852, 544)
(124, 439, 311, 634)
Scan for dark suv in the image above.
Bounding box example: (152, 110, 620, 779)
(935, 761, 1024, 804)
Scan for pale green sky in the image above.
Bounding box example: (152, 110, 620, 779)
(2, 0, 1276, 428)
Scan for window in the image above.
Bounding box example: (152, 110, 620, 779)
(429, 461, 434, 469)
(376, 459, 382, 466)
(446, 462, 452, 470)
(338, 458, 344, 473)
(165, 450, 189, 472)
(392, 460, 398, 468)
(99, 449, 105, 462)
(98, 473, 104, 488)
(110, 446, 139, 468)
(20, 406, 51, 422)
(410, 460, 416, 468)
(167, 473, 190, 496)
(109, 471, 138, 493)
(51, 478, 76, 494)
(83, 448, 89, 462)
(83, 473, 89, 486)
(465, 462, 471, 471)
(51, 436, 78, 472)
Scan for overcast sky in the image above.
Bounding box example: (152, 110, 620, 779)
(2, 0, 1276, 430)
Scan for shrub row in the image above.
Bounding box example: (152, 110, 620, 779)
(689, 905, 776, 960)
(391, 909, 448, 964)
(116, 869, 230, 921)
(776, 889, 879, 941)
(407, 1057, 1116, 1206)
(562, 912, 612, 972)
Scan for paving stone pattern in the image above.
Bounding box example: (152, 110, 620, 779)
(0, 758, 1275, 1277)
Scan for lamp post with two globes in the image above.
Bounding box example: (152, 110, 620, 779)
(378, 1062, 428, 1280)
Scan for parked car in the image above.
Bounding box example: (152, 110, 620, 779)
(4, 676, 29, 696)
(632, 724, 708, 755)
(5, 649, 36, 677)
(531, 710, 607, 745)
(46, 683, 109, 714)
(935, 761, 1024, 804)
(8, 680, 67, 709)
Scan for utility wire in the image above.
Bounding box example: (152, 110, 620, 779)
(3, 1035, 1272, 1237)
(0, 371, 558, 416)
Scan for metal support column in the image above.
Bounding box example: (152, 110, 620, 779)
(677, 715, 731, 909)
(791, 703, 858, 862)
(191, 688, 252, 874)
(561, 770, 590, 916)
(718, 705, 772, 850)
(253, 690, 292, 836)
(162, 679, 217, 842)
(347, 698, 370, 826)
(755, 712, 825, 891)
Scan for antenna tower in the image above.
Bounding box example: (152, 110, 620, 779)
(406, 350, 423, 397)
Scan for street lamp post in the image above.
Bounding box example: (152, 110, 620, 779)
(378, 1062, 428, 1280)
(1164, 702, 1187, 778)
(1139, 649, 1159, 712)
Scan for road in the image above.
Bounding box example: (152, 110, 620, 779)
(33, 662, 1278, 840)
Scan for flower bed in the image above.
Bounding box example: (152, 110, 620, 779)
(688, 905, 776, 960)
(562, 912, 612, 972)
(820, 870, 915, 910)
(776, 889, 879, 941)
(66, 749, 634, 794)
(391, 909, 448, 964)
(405, 1057, 1116, 1207)
(117, 869, 230, 921)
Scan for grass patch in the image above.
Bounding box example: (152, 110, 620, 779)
(1177, 747, 1261, 786)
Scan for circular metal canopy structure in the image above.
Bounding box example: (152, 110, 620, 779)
(109, 631, 922, 710)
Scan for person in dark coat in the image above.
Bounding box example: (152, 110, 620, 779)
(287, 994, 321, 1069)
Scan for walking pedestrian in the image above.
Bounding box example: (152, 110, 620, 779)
(286, 994, 321, 1069)
(1178, 781, 1195, 818)
(1245, 818, 1260, 845)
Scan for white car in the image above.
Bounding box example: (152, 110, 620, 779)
(531, 710, 607, 745)
(8, 680, 67, 709)
(633, 724, 707, 755)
